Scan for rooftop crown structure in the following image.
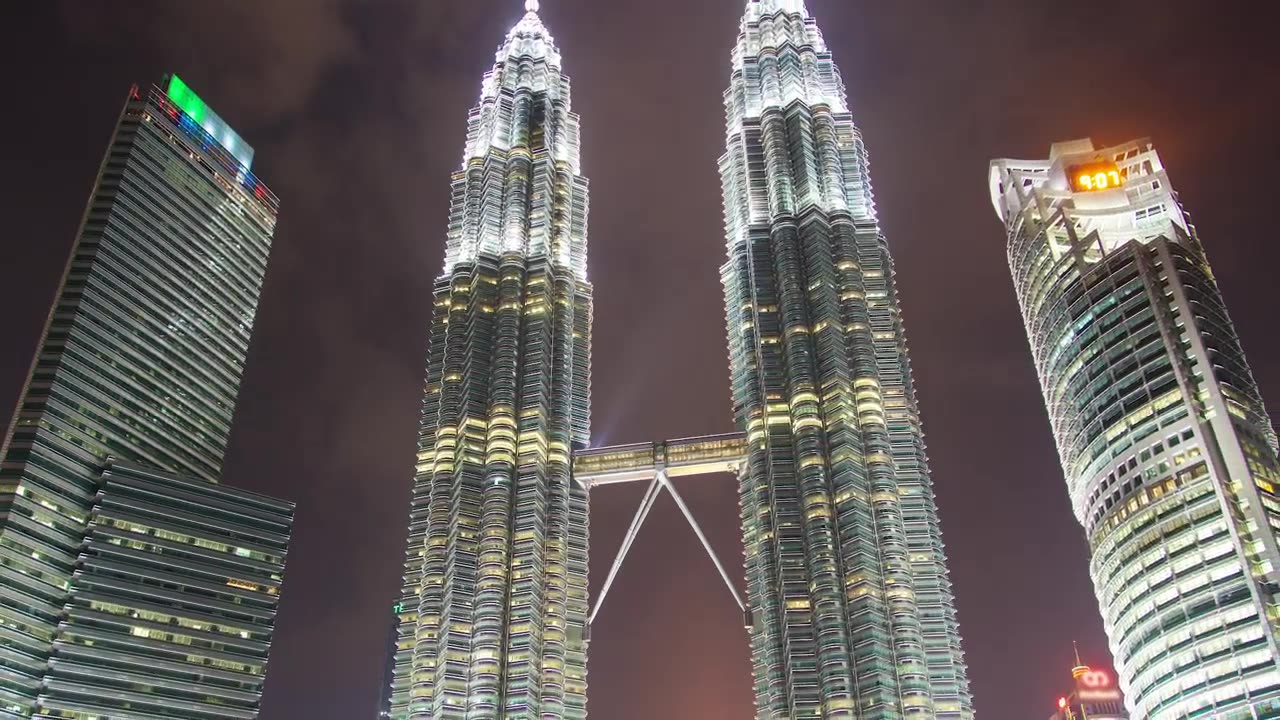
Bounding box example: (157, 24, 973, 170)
(389, 3, 592, 718)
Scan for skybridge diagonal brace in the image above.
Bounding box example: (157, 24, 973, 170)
(655, 470, 746, 613)
(588, 475, 661, 624)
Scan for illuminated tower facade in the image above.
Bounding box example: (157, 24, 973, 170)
(389, 2, 592, 718)
(992, 139, 1280, 718)
(719, 1, 971, 717)
(0, 76, 287, 718)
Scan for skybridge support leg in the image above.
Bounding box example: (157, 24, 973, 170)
(589, 476, 661, 624)
(655, 470, 746, 613)
(584, 466, 748, 628)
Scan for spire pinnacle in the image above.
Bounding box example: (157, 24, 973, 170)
(505, 0, 553, 47)
(1070, 641, 1091, 679)
(746, 0, 809, 19)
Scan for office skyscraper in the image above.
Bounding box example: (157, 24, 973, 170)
(719, 1, 971, 717)
(991, 138, 1280, 718)
(0, 75, 289, 718)
(389, 2, 592, 718)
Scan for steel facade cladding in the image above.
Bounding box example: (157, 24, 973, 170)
(719, 2, 971, 718)
(389, 4, 592, 719)
(39, 461, 292, 720)
(0, 81, 278, 718)
(991, 139, 1280, 719)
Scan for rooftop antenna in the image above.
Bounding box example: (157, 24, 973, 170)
(1071, 640, 1090, 679)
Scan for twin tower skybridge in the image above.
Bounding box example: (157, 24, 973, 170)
(572, 433, 751, 632)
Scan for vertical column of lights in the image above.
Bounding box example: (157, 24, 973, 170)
(719, 2, 972, 718)
(991, 140, 1280, 719)
(389, 3, 591, 719)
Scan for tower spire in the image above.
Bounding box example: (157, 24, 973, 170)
(1071, 640, 1091, 679)
(745, 0, 809, 19)
(504, 0, 555, 57)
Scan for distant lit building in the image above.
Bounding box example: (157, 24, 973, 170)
(1048, 657, 1127, 720)
(992, 139, 1280, 718)
(0, 75, 290, 719)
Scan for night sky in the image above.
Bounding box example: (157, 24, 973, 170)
(3, 1, 1279, 718)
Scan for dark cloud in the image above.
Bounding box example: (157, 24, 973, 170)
(54, 0, 357, 122)
(2, 1, 1279, 718)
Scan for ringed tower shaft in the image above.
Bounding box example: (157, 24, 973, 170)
(390, 3, 592, 718)
(719, 1, 972, 717)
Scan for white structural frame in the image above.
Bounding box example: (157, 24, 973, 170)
(573, 435, 749, 626)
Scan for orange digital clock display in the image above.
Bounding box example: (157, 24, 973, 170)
(1070, 161, 1125, 192)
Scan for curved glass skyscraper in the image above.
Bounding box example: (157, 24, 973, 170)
(991, 139, 1280, 719)
(719, 2, 971, 717)
(389, 2, 592, 718)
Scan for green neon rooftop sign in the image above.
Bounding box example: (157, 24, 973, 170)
(166, 74, 209, 125)
(163, 73, 255, 171)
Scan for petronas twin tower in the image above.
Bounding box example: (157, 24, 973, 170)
(722, 2, 969, 717)
(389, 1, 972, 717)
(390, 3, 591, 716)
